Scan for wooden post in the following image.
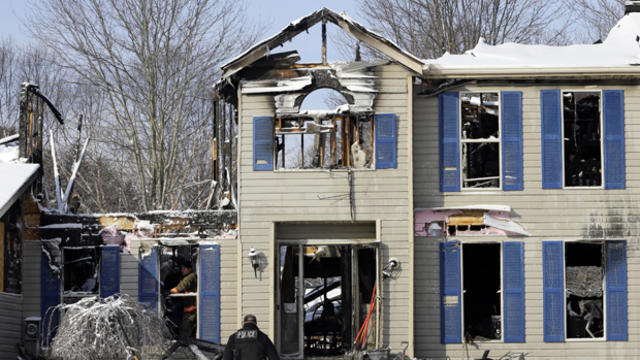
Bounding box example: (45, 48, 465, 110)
(330, 117, 336, 166)
(0, 222, 4, 293)
(345, 116, 351, 167)
(321, 20, 327, 65)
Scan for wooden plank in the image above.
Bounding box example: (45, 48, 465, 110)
(0, 222, 4, 293)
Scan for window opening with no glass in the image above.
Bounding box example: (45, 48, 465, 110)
(460, 92, 500, 189)
(563, 91, 602, 187)
(565, 242, 604, 339)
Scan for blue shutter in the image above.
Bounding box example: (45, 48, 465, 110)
(440, 241, 461, 343)
(439, 92, 460, 192)
(503, 242, 525, 342)
(541, 90, 562, 189)
(253, 116, 274, 171)
(138, 246, 159, 313)
(375, 113, 397, 169)
(41, 250, 60, 345)
(603, 90, 625, 189)
(606, 240, 627, 341)
(199, 244, 221, 343)
(100, 245, 120, 297)
(543, 241, 564, 342)
(501, 92, 523, 191)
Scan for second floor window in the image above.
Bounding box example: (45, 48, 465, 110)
(563, 91, 602, 187)
(460, 92, 500, 189)
(275, 115, 374, 170)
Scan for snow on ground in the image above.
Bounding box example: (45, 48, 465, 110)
(424, 12, 640, 69)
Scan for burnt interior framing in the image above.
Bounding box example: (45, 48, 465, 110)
(275, 113, 374, 169)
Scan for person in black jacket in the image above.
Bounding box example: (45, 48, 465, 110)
(223, 314, 279, 360)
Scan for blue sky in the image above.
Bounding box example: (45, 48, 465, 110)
(0, 0, 363, 61)
(0, 0, 364, 109)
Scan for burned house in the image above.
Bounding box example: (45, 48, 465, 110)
(217, 5, 640, 360)
(7, 4, 640, 360)
(0, 135, 40, 359)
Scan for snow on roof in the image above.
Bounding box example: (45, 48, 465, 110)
(0, 162, 39, 218)
(0, 137, 19, 163)
(424, 12, 640, 74)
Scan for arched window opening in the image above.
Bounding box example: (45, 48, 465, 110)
(275, 88, 374, 170)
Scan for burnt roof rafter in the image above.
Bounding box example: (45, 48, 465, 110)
(220, 7, 424, 79)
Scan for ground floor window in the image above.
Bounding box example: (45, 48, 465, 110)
(463, 243, 501, 341)
(277, 244, 378, 358)
(62, 247, 100, 303)
(565, 242, 604, 339)
(543, 240, 627, 342)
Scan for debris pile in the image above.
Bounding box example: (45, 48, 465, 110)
(44, 295, 170, 360)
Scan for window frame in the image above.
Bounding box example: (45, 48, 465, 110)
(563, 240, 607, 342)
(273, 114, 377, 172)
(460, 240, 504, 343)
(459, 91, 502, 191)
(561, 89, 605, 189)
(60, 245, 101, 302)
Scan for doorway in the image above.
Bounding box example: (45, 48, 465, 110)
(463, 243, 502, 341)
(277, 244, 378, 358)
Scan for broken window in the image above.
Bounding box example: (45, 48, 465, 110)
(463, 243, 501, 341)
(563, 91, 602, 187)
(275, 115, 373, 169)
(565, 242, 604, 339)
(0, 201, 23, 294)
(62, 247, 100, 303)
(278, 244, 377, 357)
(159, 244, 199, 339)
(460, 92, 500, 188)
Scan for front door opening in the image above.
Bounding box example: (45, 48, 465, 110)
(565, 242, 604, 339)
(463, 243, 501, 341)
(159, 245, 199, 339)
(278, 244, 377, 358)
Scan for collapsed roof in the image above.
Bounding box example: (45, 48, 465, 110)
(220, 7, 424, 79)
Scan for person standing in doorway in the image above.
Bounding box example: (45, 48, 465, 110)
(170, 259, 197, 339)
(223, 314, 279, 360)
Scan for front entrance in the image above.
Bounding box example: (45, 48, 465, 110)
(276, 244, 378, 358)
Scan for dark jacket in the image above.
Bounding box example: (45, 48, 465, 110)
(222, 323, 279, 360)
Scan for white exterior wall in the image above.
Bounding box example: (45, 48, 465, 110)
(413, 83, 640, 359)
(237, 64, 414, 351)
